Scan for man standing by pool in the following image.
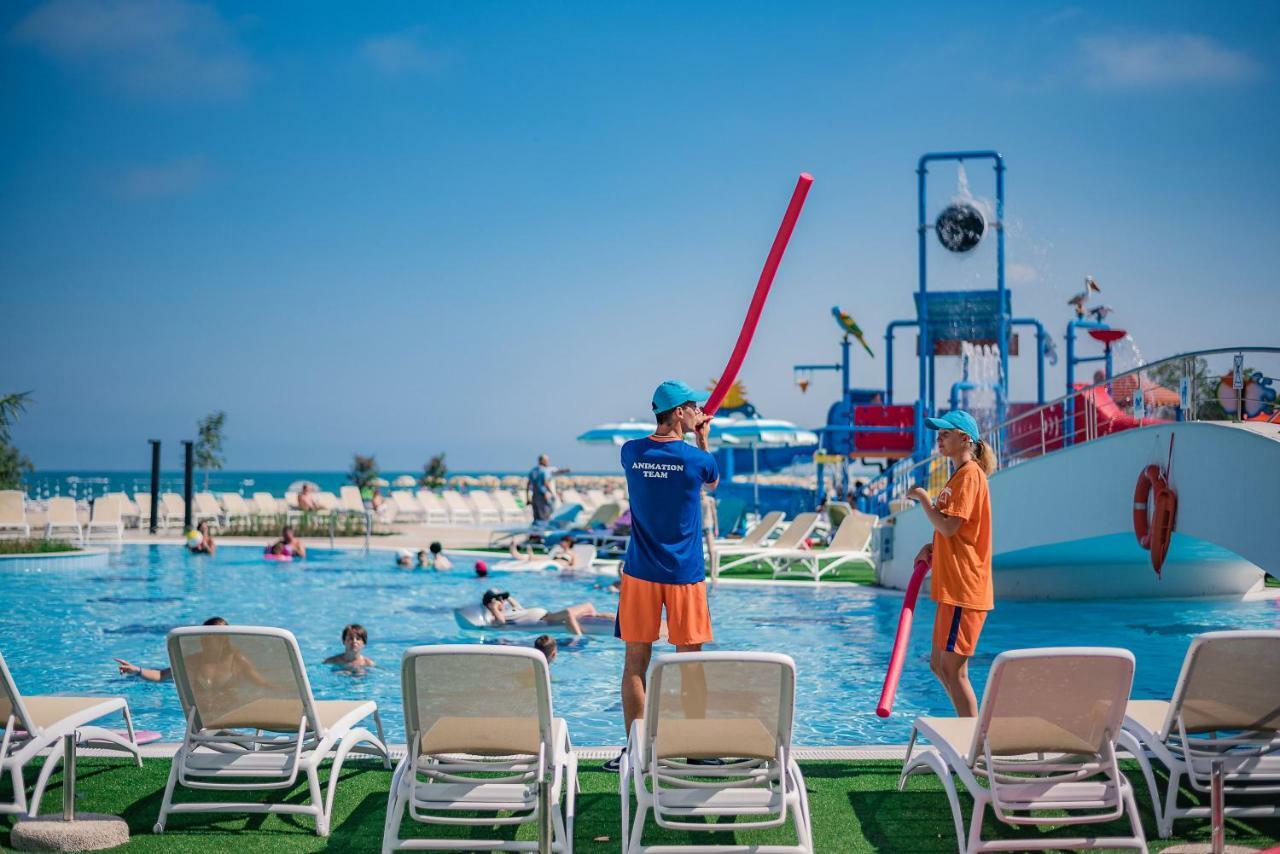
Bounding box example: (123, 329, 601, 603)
(605, 380, 718, 772)
(526, 454, 557, 524)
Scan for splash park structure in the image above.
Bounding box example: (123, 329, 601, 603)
(795, 151, 1280, 599)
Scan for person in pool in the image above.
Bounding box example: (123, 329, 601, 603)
(324, 623, 375, 671)
(534, 634, 557, 664)
(268, 525, 306, 558)
(481, 589, 614, 637)
(395, 549, 413, 568)
(909, 409, 996, 718)
(417, 541, 452, 570)
(188, 520, 216, 556)
(507, 534, 580, 568)
(113, 616, 227, 682)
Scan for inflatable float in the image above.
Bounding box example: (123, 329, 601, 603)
(453, 605, 616, 636)
(485, 558, 563, 573)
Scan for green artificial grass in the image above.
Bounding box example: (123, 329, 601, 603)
(0, 538, 79, 555)
(3, 758, 1276, 852)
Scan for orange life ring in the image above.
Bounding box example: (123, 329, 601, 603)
(1133, 464, 1176, 576)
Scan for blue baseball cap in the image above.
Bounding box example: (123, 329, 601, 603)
(651, 380, 710, 413)
(924, 409, 980, 442)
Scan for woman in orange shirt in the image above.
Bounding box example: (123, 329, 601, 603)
(908, 409, 996, 716)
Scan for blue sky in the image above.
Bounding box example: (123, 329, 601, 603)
(2, 1, 1277, 473)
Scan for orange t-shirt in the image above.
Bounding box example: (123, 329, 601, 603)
(931, 460, 993, 611)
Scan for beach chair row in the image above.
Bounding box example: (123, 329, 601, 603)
(0, 631, 814, 852)
(710, 508, 879, 581)
(0, 488, 540, 541)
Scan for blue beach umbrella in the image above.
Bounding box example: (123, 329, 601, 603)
(577, 416, 818, 509)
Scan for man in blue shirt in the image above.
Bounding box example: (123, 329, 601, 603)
(605, 380, 719, 772)
(526, 454, 557, 523)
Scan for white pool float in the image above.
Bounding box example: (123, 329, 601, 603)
(453, 605, 616, 635)
(486, 559, 561, 573)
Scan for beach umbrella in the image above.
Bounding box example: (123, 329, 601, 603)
(370, 477, 390, 488)
(576, 421, 652, 446)
(711, 418, 820, 511)
(287, 480, 319, 494)
(392, 475, 417, 488)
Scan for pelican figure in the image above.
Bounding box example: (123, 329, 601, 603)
(1067, 276, 1102, 319)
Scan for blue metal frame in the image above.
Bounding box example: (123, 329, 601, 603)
(916, 150, 1008, 456)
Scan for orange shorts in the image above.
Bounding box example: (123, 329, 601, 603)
(615, 574, 713, 646)
(932, 603, 987, 657)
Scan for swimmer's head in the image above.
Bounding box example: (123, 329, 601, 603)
(395, 548, 413, 567)
(341, 623, 368, 651)
(534, 634, 557, 664)
(475, 561, 489, 577)
(197, 520, 209, 535)
(282, 525, 295, 539)
(269, 543, 284, 555)
(203, 617, 227, 626)
(482, 589, 510, 608)
(429, 541, 443, 555)
(416, 549, 428, 565)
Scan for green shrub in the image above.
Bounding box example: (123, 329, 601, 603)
(0, 538, 79, 555)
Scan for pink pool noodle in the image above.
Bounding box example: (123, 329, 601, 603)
(704, 173, 814, 415)
(876, 558, 931, 718)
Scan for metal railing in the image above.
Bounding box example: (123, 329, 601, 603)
(862, 347, 1280, 516)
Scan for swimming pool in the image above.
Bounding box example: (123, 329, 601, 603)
(2, 545, 1277, 745)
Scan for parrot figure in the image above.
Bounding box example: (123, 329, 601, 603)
(831, 306, 874, 357)
(1067, 276, 1102, 319)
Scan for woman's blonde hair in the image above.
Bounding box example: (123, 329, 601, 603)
(972, 438, 997, 475)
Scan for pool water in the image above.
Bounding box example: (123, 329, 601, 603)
(2, 545, 1277, 745)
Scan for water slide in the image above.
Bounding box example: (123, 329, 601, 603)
(878, 420, 1280, 599)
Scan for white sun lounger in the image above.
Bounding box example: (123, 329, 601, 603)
(390, 491, 425, 523)
(339, 485, 371, 518)
(134, 492, 155, 528)
(493, 490, 529, 525)
(160, 493, 188, 529)
(313, 491, 341, 515)
(383, 645, 578, 853)
(1, 651, 142, 817)
(712, 510, 784, 551)
(86, 494, 125, 542)
(0, 490, 30, 538)
(560, 489, 588, 513)
(1118, 630, 1280, 838)
(769, 512, 876, 581)
(468, 491, 503, 526)
(193, 492, 224, 527)
(43, 496, 83, 542)
(486, 503, 584, 547)
(415, 491, 451, 526)
(440, 490, 476, 526)
(621, 651, 813, 854)
(900, 647, 1146, 853)
(251, 492, 285, 519)
(713, 513, 818, 575)
(217, 493, 253, 526)
(155, 625, 390, 837)
(109, 491, 141, 528)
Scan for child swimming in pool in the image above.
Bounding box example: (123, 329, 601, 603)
(909, 409, 996, 717)
(417, 541, 452, 570)
(324, 623, 375, 671)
